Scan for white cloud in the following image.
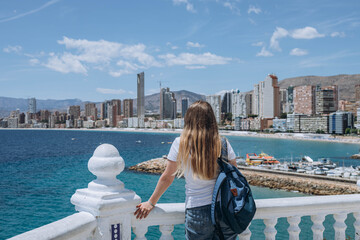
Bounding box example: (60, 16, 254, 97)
(268, 26, 324, 52)
(256, 47, 273, 57)
(44, 53, 87, 74)
(29, 58, 39, 65)
(186, 65, 206, 69)
(159, 52, 232, 66)
(173, 0, 196, 13)
(96, 88, 127, 95)
(223, 2, 241, 15)
(248, 5, 262, 14)
(3, 45, 22, 54)
(331, 32, 346, 38)
(291, 27, 325, 39)
(0, 0, 60, 23)
(290, 48, 308, 56)
(252, 42, 264, 47)
(43, 37, 161, 76)
(270, 27, 288, 51)
(186, 41, 205, 48)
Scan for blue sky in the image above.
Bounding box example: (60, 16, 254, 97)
(1, 0, 359, 102)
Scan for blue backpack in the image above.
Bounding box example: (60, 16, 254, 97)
(211, 139, 256, 239)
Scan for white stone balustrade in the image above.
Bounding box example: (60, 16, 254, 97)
(9, 144, 360, 240)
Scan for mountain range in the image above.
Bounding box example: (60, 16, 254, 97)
(1, 74, 359, 118)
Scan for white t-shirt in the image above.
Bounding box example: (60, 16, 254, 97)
(167, 137, 236, 209)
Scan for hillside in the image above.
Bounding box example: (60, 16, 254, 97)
(0, 90, 205, 117)
(279, 74, 360, 101)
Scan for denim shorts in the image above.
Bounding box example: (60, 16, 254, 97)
(185, 204, 238, 240)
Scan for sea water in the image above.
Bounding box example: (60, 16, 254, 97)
(0, 129, 359, 239)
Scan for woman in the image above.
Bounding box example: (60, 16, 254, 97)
(134, 100, 238, 239)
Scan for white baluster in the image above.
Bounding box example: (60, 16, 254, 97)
(287, 216, 301, 240)
(133, 225, 148, 240)
(311, 214, 326, 240)
(264, 218, 277, 240)
(238, 224, 251, 240)
(354, 212, 360, 240)
(333, 213, 347, 240)
(159, 225, 174, 240)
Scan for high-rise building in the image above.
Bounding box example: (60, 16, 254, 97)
(181, 98, 189, 118)
(252, 85, 260, 116)
(329, 111, 354, 134)
(85, 103, 97, 120)
(40, 110, 50, 122)
(206, 95, 221, 124)
(294, 85, 316, 115)
(221, 92, 232, 114)
(287, 86, 294, 113)
(108, 99, 121, 127)
(68, 105, 81, 119)
(321, 85, 338, 111)
(231, 91, 251, 119)
(279, 88, 288, 114)
(255, 74, 280, 118)
(28, 98, 36, 114)
(355, 85, 360, 102)
(137, 72, 145, 127)
(123, 99, 133, 118)
(160, 88, 177, 119)
(315, 86, 336, 115)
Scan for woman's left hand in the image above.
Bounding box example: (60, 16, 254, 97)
(134, 201, 155, 219)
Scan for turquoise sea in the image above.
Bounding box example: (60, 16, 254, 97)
(0, 129, 359, 239)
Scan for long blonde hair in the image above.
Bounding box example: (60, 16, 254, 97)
(176, 100, 221, 180)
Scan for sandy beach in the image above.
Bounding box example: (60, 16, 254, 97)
(2, 127, 360, 145)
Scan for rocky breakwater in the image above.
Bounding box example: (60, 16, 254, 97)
(129, 158, 360, 195)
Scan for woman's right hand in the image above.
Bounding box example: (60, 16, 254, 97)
(134, 201, 155, 219)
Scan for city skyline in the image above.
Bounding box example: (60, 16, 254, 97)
(1, 1, 360, 102)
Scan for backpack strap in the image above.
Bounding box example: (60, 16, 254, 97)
(210, 137, 228, 240)
(211, 172, 226, 240)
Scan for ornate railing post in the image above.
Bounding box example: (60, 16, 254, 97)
(71, 144, 141, 240)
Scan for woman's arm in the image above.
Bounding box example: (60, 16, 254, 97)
(134, 160, 177, 219)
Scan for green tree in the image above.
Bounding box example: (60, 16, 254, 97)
(345, 128, 351, 135)
(280, 113, 287, 119)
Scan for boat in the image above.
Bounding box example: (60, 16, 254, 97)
(246, 153, 280, 166)
(302, 156, 314, 163)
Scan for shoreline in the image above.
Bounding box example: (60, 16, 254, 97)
(128, 158, 360, 196)
(1, 127, 360, 145)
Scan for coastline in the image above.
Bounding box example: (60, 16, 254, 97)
(129, 157, 360, 196)
(1, 127, 360, 145)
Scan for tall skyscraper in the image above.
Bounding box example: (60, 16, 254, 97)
(252, 85, 260, 116)
(181, 98, 189, 118)
(108, 99, 121, 127)
(315, 86, 336, 115)
(231, 91, 252, 119)
(221, 92, 232, 114)
(28, 98, 36, 114)
(294, 85, 316, 115)
(206, 95, 221, 124)
(253, 74, 280, 118)
(137, 72, 145, 127)
(85, 102, 97, 120)
(68, 105, 81, 119)
(123, 99, 133, 118)
(160, 88, 177, 119)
